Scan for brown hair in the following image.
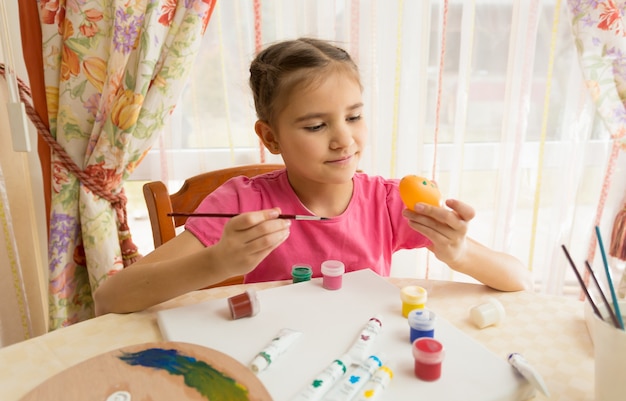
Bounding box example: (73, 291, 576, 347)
(249, 37, 361, 124)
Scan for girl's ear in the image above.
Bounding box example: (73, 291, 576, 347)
(255, 120, 281, 154)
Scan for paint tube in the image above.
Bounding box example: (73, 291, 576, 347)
(508, 353, 550, 397)
(290, 354, 352, 401)
(346, 315, 383, 364)
(250, 328, 302, 373)
(322, 354, 384, 401)
(353, 364, 394, 401)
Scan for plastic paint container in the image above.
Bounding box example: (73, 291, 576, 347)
(291, 264, 313, 283)
(408, 308, 436, 342)
(400, 285, 428, 317)
(321, 260, 345, 290)
(227, 288, 260, 319)
(469, 297, 505, 329)
(412, 337, 445, 381)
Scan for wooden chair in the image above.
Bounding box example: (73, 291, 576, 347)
(142, 163, 284, 287)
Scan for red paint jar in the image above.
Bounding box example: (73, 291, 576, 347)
(227, 289, 260, 319)
(412, 337, 445, 381)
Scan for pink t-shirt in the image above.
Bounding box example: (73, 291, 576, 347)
(185, 169, 430, 283)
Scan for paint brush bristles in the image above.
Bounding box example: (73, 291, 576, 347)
(584, 260, 621, 329)
(595, 226, 625, 330)
(168, 212, 329, 221)
(561, 245, 602, 319)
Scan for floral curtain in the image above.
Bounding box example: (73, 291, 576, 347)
(37, 0, 216, 329)
(566, 1, 626, 283)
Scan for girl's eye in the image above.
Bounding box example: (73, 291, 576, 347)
(305, 123, 325, 132)
(348, 114, 362, 122)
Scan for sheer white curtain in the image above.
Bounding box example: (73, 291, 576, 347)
(128, 0, 626, 295)
(0, 2, 48, 347)
(0, 103, 48, 346)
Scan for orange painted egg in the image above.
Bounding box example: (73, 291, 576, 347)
(399, 175, 442, 208)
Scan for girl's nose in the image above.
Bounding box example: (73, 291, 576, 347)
(330, 122, 354, 149)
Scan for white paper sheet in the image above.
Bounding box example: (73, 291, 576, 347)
(157, 269, 534, 400)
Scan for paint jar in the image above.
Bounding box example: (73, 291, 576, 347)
(408, 308, 436, 343)
(469, 297, 505, 329)
(400, 285, 427, 317)
(227, 288, 260, 320)
(291, 264, 313, 283)
(412, 337, 445, 381)
(321, 260, 345, 290)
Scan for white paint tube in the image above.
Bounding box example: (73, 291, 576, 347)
(250, 328, 302, 373)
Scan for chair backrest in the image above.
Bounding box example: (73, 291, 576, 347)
(143, 163, 285, 248)
(142, 163, 284, 287)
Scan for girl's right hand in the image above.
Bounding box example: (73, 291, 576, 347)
(213, 208, 291, 276)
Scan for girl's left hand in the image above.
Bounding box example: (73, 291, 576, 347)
(401, 198, 475, 265)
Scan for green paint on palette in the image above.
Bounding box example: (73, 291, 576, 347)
(119, 348, 250, 401)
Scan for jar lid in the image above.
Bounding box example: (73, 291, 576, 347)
(321, 260, 345, 276)
(401, 285, 428, 304)
(408, 308, 436, 330)
(291, 265, 313, 281)
(469, 297, 505, 328)
(412, 337, 445, 363)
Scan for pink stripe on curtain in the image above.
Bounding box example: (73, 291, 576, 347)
(253, 0, 266, 163)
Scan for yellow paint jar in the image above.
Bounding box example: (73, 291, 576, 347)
(400, 286, 427, 318)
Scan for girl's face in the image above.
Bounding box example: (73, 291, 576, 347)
(258, 70, 366, 190)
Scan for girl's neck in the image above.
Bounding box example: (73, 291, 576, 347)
(287, 175, 354, 218)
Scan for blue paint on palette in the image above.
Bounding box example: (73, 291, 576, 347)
(118, 347, 250, 401)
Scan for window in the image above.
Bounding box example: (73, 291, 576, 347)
(126, 1, 623, 294)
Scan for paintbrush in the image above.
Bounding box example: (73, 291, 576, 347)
(585, 260, 621, 329)
(561, 245, 602, 319)
(595, 226, 625, 330)
(168, 212, 330, 221)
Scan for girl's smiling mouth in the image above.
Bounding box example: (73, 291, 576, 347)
(326, 154, 355, 165)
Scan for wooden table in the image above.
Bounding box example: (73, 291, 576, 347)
(0, 277, 593, 400)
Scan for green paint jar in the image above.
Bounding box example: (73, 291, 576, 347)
(292, 264, 313, 283)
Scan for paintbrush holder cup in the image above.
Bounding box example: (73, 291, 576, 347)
(584, 300, 626, 401)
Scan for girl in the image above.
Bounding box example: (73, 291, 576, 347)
(95, 38, 531, 315)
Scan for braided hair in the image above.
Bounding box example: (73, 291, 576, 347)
(249, 37, 361, 125)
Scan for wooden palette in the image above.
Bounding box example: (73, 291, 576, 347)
(19, 341, 272, 401)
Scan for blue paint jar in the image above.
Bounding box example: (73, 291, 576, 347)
(408, 308, 436, 343)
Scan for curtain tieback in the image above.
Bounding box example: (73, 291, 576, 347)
(2, 64, 141, 266)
